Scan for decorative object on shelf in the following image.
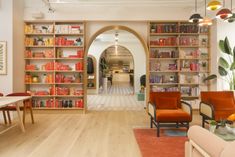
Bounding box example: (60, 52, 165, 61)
(207, 0, 222, 10)
(189, 0, 203, 23)
(0, 41, 7, 75)
(204, 37, 235, 90)
(199, 0, 213, 26)
(216, 0, 232, 20)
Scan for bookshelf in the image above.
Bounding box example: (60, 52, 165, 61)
(24, 21, 86, 111)
(148, 21, 210, 100)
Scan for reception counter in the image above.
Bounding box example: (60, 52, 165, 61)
(113, 73, 130, 82)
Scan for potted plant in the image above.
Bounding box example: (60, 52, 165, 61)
(209, 120, 217, 133)
(204, 37, 235, 90)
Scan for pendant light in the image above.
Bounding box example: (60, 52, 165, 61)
(189, 0, 203, 23)
(199, 0, 213, 26)
(216, 0, 233, 19)
(207, 0, 222, 10)
(224, 0, 235, 22)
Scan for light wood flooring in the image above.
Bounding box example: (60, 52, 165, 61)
(0, 110, 202, 157)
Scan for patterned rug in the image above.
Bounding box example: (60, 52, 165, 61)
(133, 128, 188, 157)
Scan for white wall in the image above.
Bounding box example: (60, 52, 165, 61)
(88, 40, 146, 94)
(211, 20, 235, 90)
(0, 0, 13, 95)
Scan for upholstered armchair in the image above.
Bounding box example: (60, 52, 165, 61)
(200, 91, 235, 127)
(148, 92, 192, 137)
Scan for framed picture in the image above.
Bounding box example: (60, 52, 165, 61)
(0, 41, 7, 75)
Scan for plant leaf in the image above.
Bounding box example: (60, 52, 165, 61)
(224, 37, 232, 55)
(233, 46, 235, 62)
(230, 62, 235, 70)
(219, 57, 229, 69)
(203, 74, 217, 82)
(219, 40, 226, 54)
(219, 66, 228, 76)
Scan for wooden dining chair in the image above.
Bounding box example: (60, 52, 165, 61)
(0, 93, 9, 124)
(2, 92, 34, 125)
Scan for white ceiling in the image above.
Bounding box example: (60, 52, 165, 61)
(44, 0, 205, 7)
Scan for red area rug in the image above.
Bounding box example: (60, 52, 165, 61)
(134, 129, 188, 157)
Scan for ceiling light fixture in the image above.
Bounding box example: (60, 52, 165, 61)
(216, 0, 232, 19)
(189, 0, 203, 23)
(199, 0, 213, 26)
(224, 0, 235, 22)
(207, 0, 222, 10)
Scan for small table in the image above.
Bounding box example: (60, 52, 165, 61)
(214, 129, 235, 141)
(0, 96, 31, 133)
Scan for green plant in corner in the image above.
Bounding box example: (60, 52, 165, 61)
(204, 37, 235, 90)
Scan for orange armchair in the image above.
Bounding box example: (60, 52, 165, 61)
(148, 92, 192, 137)
(200, 91, 235, 127)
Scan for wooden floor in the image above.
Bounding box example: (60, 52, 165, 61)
(0, 111, 148, 157)
(0, 110, 202, 157)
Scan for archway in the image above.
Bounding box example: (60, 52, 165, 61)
(98, 45, 135, 95)
(85, 25, 149, 110)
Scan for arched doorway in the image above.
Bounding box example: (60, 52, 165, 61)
(85, 25, 149, 110)
(98, 45, 135, 95)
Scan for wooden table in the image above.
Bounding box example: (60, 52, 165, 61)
(0, 96, 31, 133)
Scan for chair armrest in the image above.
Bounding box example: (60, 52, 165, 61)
(181, 101, 192, 117)
(187, 126, 226, 157)
(148, 102, 156, 121)
(199, 101, 214, 119)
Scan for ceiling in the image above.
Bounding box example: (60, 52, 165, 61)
(44, 0, 205, 7)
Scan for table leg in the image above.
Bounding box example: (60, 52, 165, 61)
(15, 101, 25, 132)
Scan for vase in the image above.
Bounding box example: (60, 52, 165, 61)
(209, 125, 216, 133)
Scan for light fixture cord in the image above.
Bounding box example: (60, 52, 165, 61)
(223, 0, 225, 7)
(205, 0, 207, 16)
(195, 0, 197, 12)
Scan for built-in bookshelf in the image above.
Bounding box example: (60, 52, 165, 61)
(24, 21, 86, 111)
(148, 21, 210, 99)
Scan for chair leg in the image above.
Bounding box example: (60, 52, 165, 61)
(202, 116, 205, 128)
(150, 117, 153, 128)
(157, 122, 160, 137)
(176, 122, 179, 128)
(29, 106, 34, 124)
(2, 111, 7, 124)
(7, 111, 11, 124)
(23, 105, 26, 125)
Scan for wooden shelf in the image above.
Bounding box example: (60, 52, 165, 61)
(55, 58, 83, 60)
(25, 58, 55, 60)
(55, 83, 83, 85)
(150, 45, 178, 48)
(150, 70, 179, 73)
(33, 107, 84, 110)
(32, 95, 54, 98)
(25, 83, 53, 85)
(55, 95, 83, 98)
(25, 46, 54, 48)
(25, 70, 54, 72)
(25, 33, 54, 36)
(150, 33, 179, 36)
(150, 83, 178, 86)
(54, 70, 83, 73)
(55, 46, 83, 48)
(150, 58, 178, 60)
(55, 33, 84, 36)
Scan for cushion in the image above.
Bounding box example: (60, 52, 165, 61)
(156, 109, 192, 122)
(214, 110, 235, 121)
(210, 98, 235, 110)
(155, 97, 178, 109)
